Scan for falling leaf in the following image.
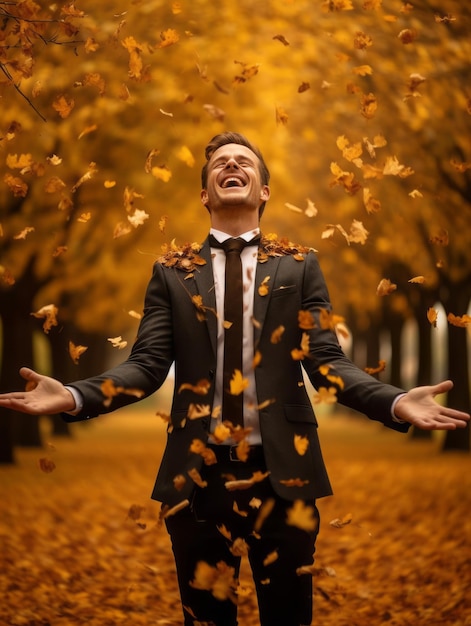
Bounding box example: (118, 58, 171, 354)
(263, 550, 279, 566)
(330, 512, 353, 528)
(273, 34, 290, 46)
(258, 276, 270, 296)
(53, 94, 75, 118)
(364, 359, 387, 375)
(294, 434, 309, 456)
(447, 313, 471, 328)
(187, 403, 211, 419)
(4, 173, 28, 197)
(280, 477, 310, 487)
(287, 500, 319, 532)
(224, 470, 270, 492)
(151, 164, 172, 182)
(178, 379, 211, 395)
(71, 162, 98, 193)
(275, 106, 289, 125)
(376, 278, 397, 296)
(203, 104, 226, 121)
(107, 336, 128, 349)
(409, 276, 426, 284)
(298, 310, 316, 330)
(78, 124, 98, 140)
(31, 304, 58, 334)
(176, 145, 195, 167)
(398, 28, 418, 44)
(77, 212, 91, 223)
(298, 82, 310, 93)
(312, 386, 338, 404)
(363, 188, 381, 214)
(383, 156, 414, 178)
(190, 560, 237, 602)
(69, 341, 88, 364)
(427, 307, 438, 328)
(38, 458, 56, 473)
(187, 468, 208, 488)
(14, 226, 35, 240)
(158, 28, 179, 48)
(429, 229, 449, 246)
(271, 325, 285, 344)
(360, 92, 377, 119)
(100, 378, 145, 408)
(189, 440, 217, 466)
(229, 369, 249, 396)
(291, 333, 310, 361)
(354, 31, 373, 50)
(128, 209, 149, 228)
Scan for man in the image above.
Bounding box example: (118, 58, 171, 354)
(1, 132, 469, 626)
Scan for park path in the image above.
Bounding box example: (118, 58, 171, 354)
(1, 406, 470, 626)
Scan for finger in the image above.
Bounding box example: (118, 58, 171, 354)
(19, 367, 42, 384)
(430, 379, 454, 396)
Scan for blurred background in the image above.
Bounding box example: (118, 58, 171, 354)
(0, 0, 470, 461)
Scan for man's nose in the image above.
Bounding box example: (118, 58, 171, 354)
(225, 157, 239, 169)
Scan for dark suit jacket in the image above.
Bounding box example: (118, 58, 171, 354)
(64, 236, 409, 506)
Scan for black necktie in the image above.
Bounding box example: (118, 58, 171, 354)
(209, 234, 260, 427)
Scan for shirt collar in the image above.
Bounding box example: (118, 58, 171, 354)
(209, 227, 260, 244)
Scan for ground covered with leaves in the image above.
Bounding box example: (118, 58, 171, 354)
(1, 407, 470, 626)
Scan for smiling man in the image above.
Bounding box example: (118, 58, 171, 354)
(0, 132, 469, 626)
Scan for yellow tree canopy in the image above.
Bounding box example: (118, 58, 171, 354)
(0, 0, 469, 339)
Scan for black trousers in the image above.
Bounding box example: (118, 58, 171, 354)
(165, 446, 320, 626)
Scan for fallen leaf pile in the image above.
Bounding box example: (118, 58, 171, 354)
(1, 408, 470, 626)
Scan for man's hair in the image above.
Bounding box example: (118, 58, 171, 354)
(201, 132, 270, 216)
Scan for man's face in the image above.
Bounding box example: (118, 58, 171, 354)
(201, 143, 270, 214)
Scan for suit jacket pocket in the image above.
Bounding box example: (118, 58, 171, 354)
(271, 284, 298, 297)
(284, 404, 318, 426)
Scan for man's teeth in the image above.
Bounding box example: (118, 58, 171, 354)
(223, 178, 243, 188)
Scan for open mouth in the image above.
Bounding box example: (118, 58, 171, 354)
(221, 177, 245, 188)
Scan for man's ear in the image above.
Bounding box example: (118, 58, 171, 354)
(260, 185, 270, 202)
(200, 189, 209, 209)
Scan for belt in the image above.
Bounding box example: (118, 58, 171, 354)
(207, 444, 265, 464)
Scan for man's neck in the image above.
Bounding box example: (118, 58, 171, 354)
(209, 213, 259, 237)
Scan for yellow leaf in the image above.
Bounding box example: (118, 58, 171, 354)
(294, 434, 309, 456)
(229, 370, 249, 396)
(427, 307, 438, 327)
(286, 500, 319, 532)
(176, 145, 195, 167)
(158, 28, 179, 48)
(447, 313, 471, 328)
(376, 278, 397, 296)
(151, 165, 172, 182)
(312, 387, 338, 405)
(31, 304, 58, 334)
(69, 341, 88, 364)
(53, 94, 75, 118)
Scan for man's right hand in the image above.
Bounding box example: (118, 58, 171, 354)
(0, 367, 76, 415)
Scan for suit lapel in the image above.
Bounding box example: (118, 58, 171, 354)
(193, 238, 218, 356)
(253, 254, 282, 348)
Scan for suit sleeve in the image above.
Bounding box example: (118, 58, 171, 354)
(63, 262, 175, 421)
(300, 252, 410, 433)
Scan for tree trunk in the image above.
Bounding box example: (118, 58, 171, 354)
(441, 283, 470, 452)
(0, 262, 42, 459)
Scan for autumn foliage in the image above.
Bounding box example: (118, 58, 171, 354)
(0, 3, 470, 448)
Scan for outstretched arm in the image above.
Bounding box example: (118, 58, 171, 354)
(394, 380, 470, 430)
(0, 367, 76, 415)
